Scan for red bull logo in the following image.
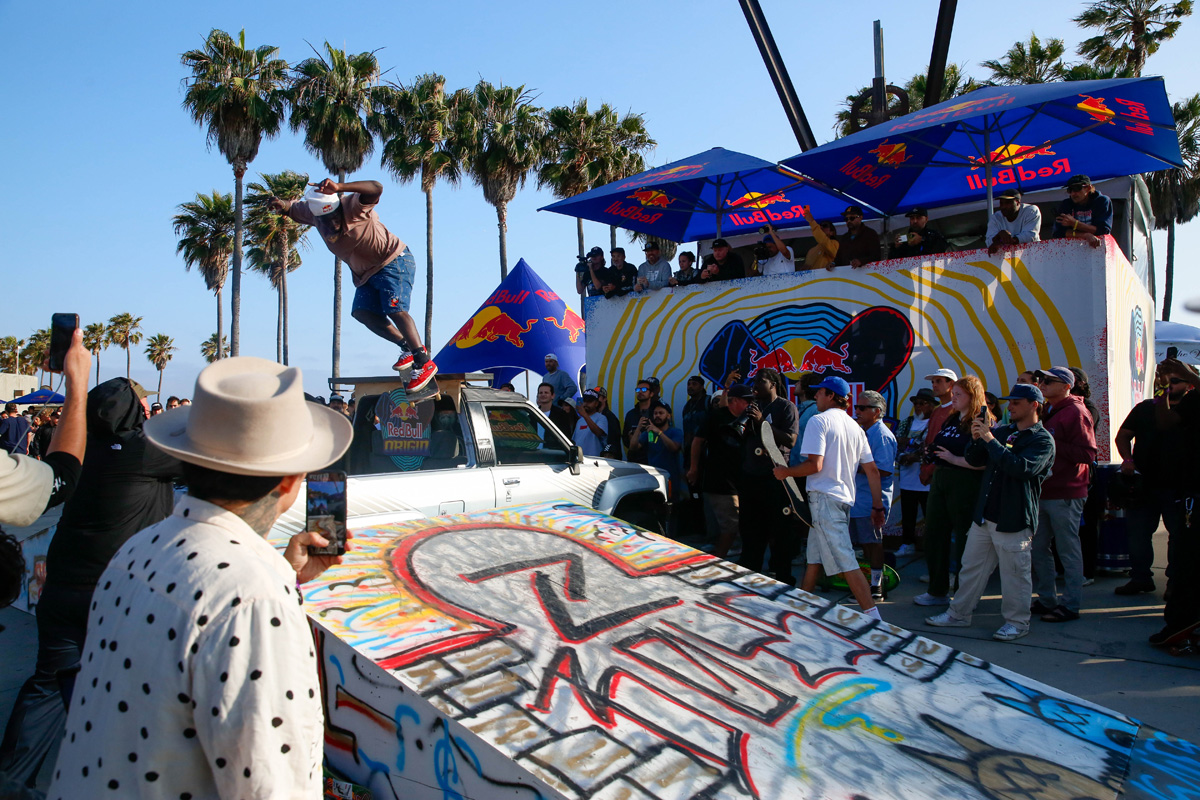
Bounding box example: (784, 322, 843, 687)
(615, 163, 706, 189)
(890, 93, 1016, 132)
(725, 204, 812, 228)
(799, 343, 851, 374)
(728, 191, 788, 209)
(868, 138, 910, 167)
(389, 401, 420, 422)
(1077, 95, 1116, 125)
(603, 200, 666, 224)
(967, 143, 1056, 168)
(747, 344, 796, 378)
(962, 143, 1071, 191)
(627, 189, 674, 208)
(544, 308, 585, 343)
(446, 306, 538, 349)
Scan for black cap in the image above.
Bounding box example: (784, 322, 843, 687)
(610, 246, 625, 255)
(727, 384, 754, 400)
(997, 188, 1021, 200)
(843, 205, 864, 217)
(712, 238, 730, 248)
(905, 207, 928, 217)
(643, 241, 660, 251)
(587, 246, 604, 258)
(1066, 174, 1092, 190)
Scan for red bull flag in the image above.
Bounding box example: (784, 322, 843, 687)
(432, 259, 585, 390)
(540, 146, 877, 241)
(781, 77, 1182, 213)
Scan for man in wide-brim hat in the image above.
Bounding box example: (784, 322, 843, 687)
(50, 357, 352, 799)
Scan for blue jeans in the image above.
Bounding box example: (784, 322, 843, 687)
(1033, 497, 1087, 611)
(351, 248, 415, 316)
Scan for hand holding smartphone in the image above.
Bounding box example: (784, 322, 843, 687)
(49, 313, 79, 372)
(306, 470, 347, 556)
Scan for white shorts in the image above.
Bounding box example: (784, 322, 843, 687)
(807, 490, 860, 575)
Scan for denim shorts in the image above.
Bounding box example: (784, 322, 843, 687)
(807, 490, 860, 574)
(352, 248, 414, 315)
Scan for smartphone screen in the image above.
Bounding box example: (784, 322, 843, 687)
(306, 470, 347, 556)
(49, 313, 78, 372)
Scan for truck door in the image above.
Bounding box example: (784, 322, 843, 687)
(482, 404, 602, 509)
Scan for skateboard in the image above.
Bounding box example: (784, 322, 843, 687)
(756, 422, 811, 524)
(818, 561, 901, 593)
(1164, 620, 1200, 656)
(392, 358, 441, 401)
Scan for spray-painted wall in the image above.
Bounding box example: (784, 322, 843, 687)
(284, 502, 1196, 799)
(587, 240, 1153, 460)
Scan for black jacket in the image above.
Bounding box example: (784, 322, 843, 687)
(46, 379, 182, 587)
(966, 422, 1055, 533)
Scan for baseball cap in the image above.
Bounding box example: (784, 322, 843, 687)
(688, 374, 704, 384)
(923, 368, 959, 381)
(592, 385, 608, 398)
(1002, 384, 1044, 403)
(128, 379, 157, 399)
(581, 389, 599, 401)
(905, 207, 928, 217)
(843, 205, 864, 217)
(1066, 174, 1092, 190)
(996, 188, 1021, 200)
(712, 238, 730, 248)
(544, 353, 558, 361)
(560, 397, 577, 410)
(762, 234, 776, 243)
(909, 387, 937, 403)
(1034, 366, 1075, 387)
(815, 376, 851, 397)
(643, 241, 660, 251)
(587, 246, 604, 258)
(727, 384, 754, 400)
(641, 376, 661, 391)
(610, 247, 625, 255)
(858, 390, 885, 409)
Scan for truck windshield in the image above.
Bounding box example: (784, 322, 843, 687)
(486, 406, 570, 466)
(342, 393, 467, 475)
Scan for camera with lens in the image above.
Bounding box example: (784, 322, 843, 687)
(574, 253, 590, 274)
(729, 402, 757, 438)
(752, 242, 771, 260)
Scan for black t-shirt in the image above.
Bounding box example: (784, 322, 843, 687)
(624, 405, 651, 464)
(1159, 392, 1200, 494)
(740, 397, 800, 478)
(706, 252, 746, 282)
(602, 409, 623, 459)
(1119, 399, 1188, 488)
(696, 407, 741, 494)
(930, 412, 972, 467)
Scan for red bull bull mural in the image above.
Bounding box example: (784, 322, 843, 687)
(446, 306, 538, 349)
(544, 308, 586, 343)
(799, 343, 852, 374)
(868, 139, 910, 167)
(627, 189, 674, 208)
(728, 191, 788, 209)
(962, 142, 1071, 190)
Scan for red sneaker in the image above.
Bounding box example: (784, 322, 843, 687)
(406, 360, 438, 392)
(392, 350, 414, 371)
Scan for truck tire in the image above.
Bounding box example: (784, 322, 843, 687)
(613, 495, 666, 536)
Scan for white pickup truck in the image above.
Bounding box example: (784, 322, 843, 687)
(273, 374, 670, 536)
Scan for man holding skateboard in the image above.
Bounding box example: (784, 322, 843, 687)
(271, 178, 436, 392)
(774, 377, 886, 619)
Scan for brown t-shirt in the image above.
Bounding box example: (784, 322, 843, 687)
(287, 193, 406, 287)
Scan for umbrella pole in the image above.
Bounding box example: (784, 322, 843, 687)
(984, 127, 994, 216)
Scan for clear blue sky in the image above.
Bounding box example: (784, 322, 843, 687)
(3, 0, 1198, 398)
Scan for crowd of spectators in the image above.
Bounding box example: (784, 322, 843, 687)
(578, 174, 1114, 297)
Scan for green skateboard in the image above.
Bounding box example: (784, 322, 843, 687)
(818, 561, 901, 593)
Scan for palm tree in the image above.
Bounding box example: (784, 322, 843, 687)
(981, 34, 1069, 85)
(1075, 0, 1193, 76)
(373, 74, 466, 346)
(246, 170, 310, 364)
(174, 191, 234, 354)
(145, 334, 178, 396)
(459, 81, 545, 279)
(82, 322, 109, 387)
(181, 29, 288, 358)
(108, 314, 143, 379)
(201, 333, 230, 364)
(1147, 93, 1200, 319)
(0, 336, 23, 374)
(834, 65, 980, 136)
(539, 100, 655, 257)
(289, 42, 381, 378)
(23, 329, 51, 384)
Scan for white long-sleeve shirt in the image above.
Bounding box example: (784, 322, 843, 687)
(986, 203, 1042, 245)
(50, 496, 323, 800)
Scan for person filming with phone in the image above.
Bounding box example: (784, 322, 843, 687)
(48, 357, 353, 799)
(891, 207, 947, 259)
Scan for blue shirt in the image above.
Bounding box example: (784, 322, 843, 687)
(851, 420, 897, 517)
(0, 415, 31, 455)
(788, 400, 819, 467)
(1051, 192, 1113, 238)
(639, 426, 684, 496)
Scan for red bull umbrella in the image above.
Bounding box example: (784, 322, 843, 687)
(539, 146, 879, 241)
(780, 77, 1183, 214)
(432, 258, 585, 388)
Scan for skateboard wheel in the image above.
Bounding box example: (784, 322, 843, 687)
(754, 447, 763, 456)
(783, 507, 792, 516)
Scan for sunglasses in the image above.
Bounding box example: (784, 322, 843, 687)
(843, 214, 861, 220)
(854, 405, 878, 411)
(635, 387, 649, 393)
(1169, 377, 1187, 385)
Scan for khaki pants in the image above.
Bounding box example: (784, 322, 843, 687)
(947, 520, 1033, 631)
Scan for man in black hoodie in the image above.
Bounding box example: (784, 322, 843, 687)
(0, 378, 182, 786)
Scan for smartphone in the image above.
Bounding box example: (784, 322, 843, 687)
(306, 470, 347, 556)
(1167, 346, 1179, 360)
(49, 313, 78, 372)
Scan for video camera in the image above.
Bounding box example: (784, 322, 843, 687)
(575, 246, 605, 275)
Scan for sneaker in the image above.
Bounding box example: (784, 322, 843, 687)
(896, 544, 916, 557)
(871, 584, 886, 602)
(913, 592, 950, 606)
(1082, 577, 1095, 587)
(1149, 620, 1199, 648)
(925, 611, 969, 627)
(405, 360, 438, 392)
(1114, 580, 1156, 596)
(1040, 605, 1080, 623)
(392, 347, 414, 371)
(1030, 599, 1055, 616)
(993, 623, 1029, 642)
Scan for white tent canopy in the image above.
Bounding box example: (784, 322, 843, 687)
(1155, 319, 1200, 363)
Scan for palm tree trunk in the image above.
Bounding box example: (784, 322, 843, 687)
(231, 167, 244, 357)
(94, 354, 100, 388)
(332, 170, 345, 378)
(576, 218, 584, 257)
(497, 203, 509, 280)
(425, 185, 435, 348)
(157, 368, 164, 397)
(216, 287, 224, 360)
(610, 225, 617, 252)
(277, 283, 283, 363)
(282, 269, 290, 366)
(126, 345, 131, 379)
(1163, 219, 1176, 321)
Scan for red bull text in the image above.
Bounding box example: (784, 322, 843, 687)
(963, 157, 1071, 190)
(838, 156, 893, 189)
(724, 205, 813, 228)
(604, 201, 666, 225)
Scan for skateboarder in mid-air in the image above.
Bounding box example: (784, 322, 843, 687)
(270, 178, 437, 391)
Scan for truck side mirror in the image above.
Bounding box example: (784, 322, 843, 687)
(569, 445, 583, 475)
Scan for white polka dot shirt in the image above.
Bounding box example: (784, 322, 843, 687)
(49, 495, 323, 799)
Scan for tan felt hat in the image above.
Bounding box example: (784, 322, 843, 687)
(144, 356, 352, 476)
